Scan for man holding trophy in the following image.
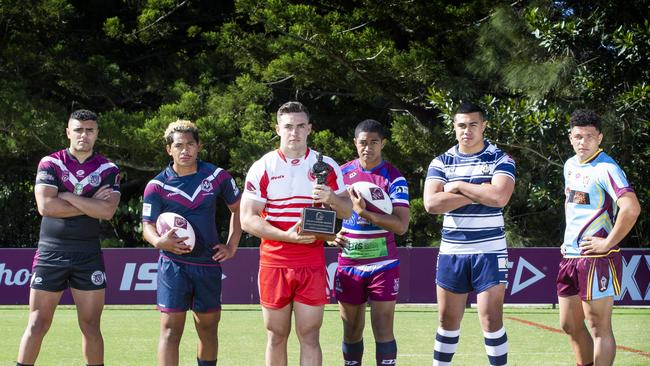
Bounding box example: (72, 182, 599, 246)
(240, 101, 352, 366)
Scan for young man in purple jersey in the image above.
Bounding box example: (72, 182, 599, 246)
(142, 120, 242, 366)
(17, 109, 121, 366)
(424, 102, 515, 366)
(329, 119, 410, 365)
(557, 109, 640, 366)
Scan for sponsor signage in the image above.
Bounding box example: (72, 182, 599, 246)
(0, 248, 648, 305)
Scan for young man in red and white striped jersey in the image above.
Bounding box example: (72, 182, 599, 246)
(240, 101, 352, 366)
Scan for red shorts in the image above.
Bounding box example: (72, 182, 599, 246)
(258, 265, 329, 309)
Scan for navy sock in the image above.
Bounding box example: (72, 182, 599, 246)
(342, 339, 364, 365)
(197, 358, 217, 366)
(376, 340, 397, 365)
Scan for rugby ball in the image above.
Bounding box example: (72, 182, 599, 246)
(351, 181, 393, 215)
(155, 212, 196, 249)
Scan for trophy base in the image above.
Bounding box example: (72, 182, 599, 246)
(300, 206, 337, 242)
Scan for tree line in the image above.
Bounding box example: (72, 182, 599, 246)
(1, 0, 647, 248)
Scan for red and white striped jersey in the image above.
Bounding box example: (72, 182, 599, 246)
(243, 148, 346, 267)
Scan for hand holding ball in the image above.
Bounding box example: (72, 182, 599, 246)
(156, 212, 196, 250)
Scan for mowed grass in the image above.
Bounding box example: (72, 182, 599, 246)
(1, 305, 648, 365)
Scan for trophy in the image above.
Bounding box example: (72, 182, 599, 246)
(300, 153, 338, 241)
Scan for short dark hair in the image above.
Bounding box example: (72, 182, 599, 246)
(164, 120, 200, 145)
(277, 101, 310, 122)
(69, 109, 97, 122)
(354, 119, 385, 139)
(454, 102, 485, 121)
(570, 109, 601, 132)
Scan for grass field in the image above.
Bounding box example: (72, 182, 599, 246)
(1, 305, 648, 365)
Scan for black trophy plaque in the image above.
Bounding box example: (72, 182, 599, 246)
(301, 153, 337, 241)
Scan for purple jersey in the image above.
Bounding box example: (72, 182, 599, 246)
(142, 161, 241, 265)
(35, 149, 121, 252)
(339, 159, 410, 266)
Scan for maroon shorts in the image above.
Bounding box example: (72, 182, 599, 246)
(334, 261, 400, 305)
(556, 253, 622, 301)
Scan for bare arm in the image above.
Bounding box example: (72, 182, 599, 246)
(423, 179, 473, 214)
(35, 185, 85, 218)
(240, 197, 316, 244)
(142, 221, 192, 255)
(580, 192, 641, 255)
(349, 186, 410, 235)
(443, 175, 515, 208)
(213, 199, 243, 262)
(58, 184, 121, 220)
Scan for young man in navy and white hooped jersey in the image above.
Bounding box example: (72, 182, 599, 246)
(424, 102, 515, 366)
(329, 119, 410, 366)
(17, 109, 121, 366)
(142, 120, 242, 366)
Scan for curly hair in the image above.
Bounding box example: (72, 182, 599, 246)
(570, 109, 601, 132)
(69, 109, 97, 122)
(164, 120, 199, 145)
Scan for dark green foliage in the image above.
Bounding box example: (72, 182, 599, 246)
(0, 1, 647, 248)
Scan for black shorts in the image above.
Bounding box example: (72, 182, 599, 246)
(30, 251, 107, 292)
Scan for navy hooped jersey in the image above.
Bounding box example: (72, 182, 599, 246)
(142, 161, 241, 265)
(35, 149, 121, 252)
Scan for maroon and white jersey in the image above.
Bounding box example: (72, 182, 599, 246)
(35, 149, 120, 252)
(243, 148, 346, 267)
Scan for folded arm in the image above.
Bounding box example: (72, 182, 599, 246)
(58, 184, 121, 220)
(443, 175, 515, 208)
(423, 179, 473, 214)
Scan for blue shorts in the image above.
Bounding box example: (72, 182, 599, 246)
(436, 253, 508, 294)
(157, 256, 222, 313)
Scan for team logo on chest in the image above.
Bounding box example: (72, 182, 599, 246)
(201, 179, 213, 192)
(61, 171, 70, 182)
(480, 163, 490, 175)
(89, 173, 101, 187)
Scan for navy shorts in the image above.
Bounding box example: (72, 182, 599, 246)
(436, 253, 508, 294)
(157, 256, 222, 313)
(30, 250, 106, 292)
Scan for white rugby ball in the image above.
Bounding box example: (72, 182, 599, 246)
(351, 181, 393, 215)
(156, 212, 196, 249)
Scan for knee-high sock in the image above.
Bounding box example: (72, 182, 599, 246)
(343, 340, 364, 365)
(433, 327, 460, 366)
(376, 340, 397, 365)
(484, 327, 508, 366)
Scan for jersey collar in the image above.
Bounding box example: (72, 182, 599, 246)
(277, 147, 311, 165)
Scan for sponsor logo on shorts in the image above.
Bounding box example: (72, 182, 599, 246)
(600, 276, 607, 292)
(31, 273, 43, 286)
(393, 278, 400, 295)
(91, 271, 105, 286)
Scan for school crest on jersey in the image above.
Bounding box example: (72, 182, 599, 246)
(89, 173, 101, 187)
(201, 179, 213, 192)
